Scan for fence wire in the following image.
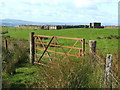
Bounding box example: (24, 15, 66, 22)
(92, 53, 119, 88)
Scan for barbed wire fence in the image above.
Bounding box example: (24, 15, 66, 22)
(89, 40, 120, 88)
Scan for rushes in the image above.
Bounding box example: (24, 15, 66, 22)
(33, 55, 104, 88)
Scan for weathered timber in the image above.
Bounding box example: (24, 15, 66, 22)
(105, 54, 112, 88)
(30, 32, 35, 64)
(89, 40, 96, 54)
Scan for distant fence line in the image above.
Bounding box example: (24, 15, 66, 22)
(19, 25, 119, 29)
(104, 26, 120, 29)
(19, 25, 89, 30)
(1, 25, 119, 29)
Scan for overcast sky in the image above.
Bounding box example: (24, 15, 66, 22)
(0, 0, 118, 25)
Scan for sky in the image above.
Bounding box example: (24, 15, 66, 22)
(0, 0, 119, 25)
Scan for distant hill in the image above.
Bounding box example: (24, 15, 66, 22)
(0, 19, 44, 27)
(0, 19, 88, 27)
(1, 19, 116, 27)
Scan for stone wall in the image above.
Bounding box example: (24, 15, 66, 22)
(104, 26, 120, 29)
(19, 25, 43, 29)
(61, 25, 89, 29)
(48, 26, 57, 30)
(19, 24, 116, 30)
(18, 25, 90, 30)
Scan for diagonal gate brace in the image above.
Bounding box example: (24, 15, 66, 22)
(39, 37, 52, 61)
(37, 36, 54, 62)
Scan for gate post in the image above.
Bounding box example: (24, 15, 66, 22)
(82, 39, 85, 56)
(30, 32, 35, 64)
(5, 39, 8, 50)
(89, 40, 96, 54)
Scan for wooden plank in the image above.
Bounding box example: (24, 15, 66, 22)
(34, 35, 83, 40)
(36, 48, 80, 57)
(36, 53, 61, 61)
(35, 42, 82, 50)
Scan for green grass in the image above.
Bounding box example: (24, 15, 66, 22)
(1, 27, 119, 88)
(2, 64, 43, 88)
(2, 27, 118, 55)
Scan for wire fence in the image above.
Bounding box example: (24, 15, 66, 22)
(91, 52, 120, 88)
(1, 28, 119, 88)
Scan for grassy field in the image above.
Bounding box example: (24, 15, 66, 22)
(2, 27, 118, 55)
(1, 27, 119, 88)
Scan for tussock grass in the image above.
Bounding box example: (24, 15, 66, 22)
(31, 54, 105, 88)
(2, 37, 29, 75)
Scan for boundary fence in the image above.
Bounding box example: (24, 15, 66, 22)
(2, 32, 119, 88)
(29, 32, 119, 88)
(89, 40, 119, 88)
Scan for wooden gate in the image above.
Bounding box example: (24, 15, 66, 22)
(30, 32, 85, 65)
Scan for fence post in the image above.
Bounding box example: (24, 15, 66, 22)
(105, 54, 112, 88)
(82, 39, 85, 56)
(5, 39, 8, 50)
(89, 40, 96, 54)
(30, 32, 35, 64)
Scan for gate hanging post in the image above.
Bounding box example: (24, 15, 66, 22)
(82, 39, 85, 56)
(30, 32, 35, 64)
(105, 54, 112, 88)
(89, 40, 96, 55)
(5, 39, 8, 50)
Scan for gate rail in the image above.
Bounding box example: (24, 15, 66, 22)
(30, 32, 85, 65)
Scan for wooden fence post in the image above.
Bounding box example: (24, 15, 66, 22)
(105, 54, 112, 88)
(30, 32, 35, 64)
(82, 39, 85, 56)
(89, 40, 96, 54)
(5, 39, 8, 50)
